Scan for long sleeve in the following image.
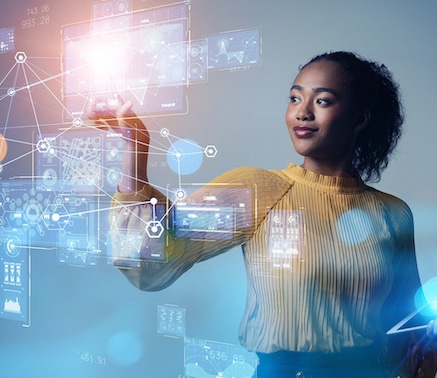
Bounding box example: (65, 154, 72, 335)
(109, 166, 292, 291)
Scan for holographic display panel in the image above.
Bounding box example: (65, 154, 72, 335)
(62, 3, 189, 120)
(207, 28, 260, 70)
(172, 184, 255, 241)
(0, 27, 14, 54)
(0, 180, 32, 325)
(184, 337, 258, 378)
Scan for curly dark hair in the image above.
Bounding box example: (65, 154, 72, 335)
(301, 51, 404, 183)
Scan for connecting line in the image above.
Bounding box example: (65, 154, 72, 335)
(0, 149, 34, 168)
(0, 64, 21, 139)
(25, 61, 71, 112)
(21, 63, 43, 139)
(0, 62, 19, 88)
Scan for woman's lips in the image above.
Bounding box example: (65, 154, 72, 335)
(293, 126, 318, 137)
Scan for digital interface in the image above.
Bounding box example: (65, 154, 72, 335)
(268, 208, 304, 270)
(0, 205, 30, 325)
(0, 27, 14, 54)
(184, 337, 258, 378)
(157, 303, 186, 338)
(207, 28, 261, 71)
(0, 0, 434, 377)
(62, 3, 189, 119)
(172, 184, 255, 241)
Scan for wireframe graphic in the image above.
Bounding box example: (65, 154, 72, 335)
(207, 28, 260, 70)
(184, 337, 258, 378)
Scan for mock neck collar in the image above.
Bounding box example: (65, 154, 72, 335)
(281, 163, 366, 194)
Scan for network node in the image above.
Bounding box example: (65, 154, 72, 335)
(204, 145, 218, 158)
(36, 139, 51, 154)
(175, 189, 186, 200)
(14, 52, 27, 64)
(145, 220, 164, 238)
(42, 204, 70, 230)
(7, 88, 16, 97)
(73, 118, 83, 127)
(160, 128, 170, 137)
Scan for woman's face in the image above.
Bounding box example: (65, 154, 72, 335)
(285, 60, 366, 169)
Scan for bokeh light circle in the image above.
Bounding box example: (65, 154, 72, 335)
(106, 330, 144, 366)
(337, 209, 372, 245)
(166, 139, 203, 175)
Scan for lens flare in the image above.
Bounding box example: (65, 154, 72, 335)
(415, 276, 437, 315)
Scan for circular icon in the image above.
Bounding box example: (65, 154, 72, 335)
(5, 236, 21, 257)
(43, 168, 57, 187)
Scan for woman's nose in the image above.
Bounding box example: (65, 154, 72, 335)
(296, 105, 314, 121)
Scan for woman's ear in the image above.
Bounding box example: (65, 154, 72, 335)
(355, 109, 371, 132)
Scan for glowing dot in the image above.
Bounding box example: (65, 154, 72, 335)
(175, 189, 186, 200)
(52, 213, 60, 222)
(150, 197, 158, 205)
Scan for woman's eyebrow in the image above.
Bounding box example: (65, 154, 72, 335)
(290, 84, 339, 98)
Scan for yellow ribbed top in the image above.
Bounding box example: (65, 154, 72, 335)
(111, 163, 421, 354)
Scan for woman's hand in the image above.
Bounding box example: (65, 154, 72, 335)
(86, 97, 150, 193)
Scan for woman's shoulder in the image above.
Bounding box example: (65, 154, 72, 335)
(211, 165, 294, 187)
(366, 186, 414, 227)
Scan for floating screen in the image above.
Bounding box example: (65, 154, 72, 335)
(0, 180, 32, 325)
(172, 184, 255, 241)
(0, 27, 14, 54)
(207, 28, 260, 70)
(62, 3, 189, 120)
(34, 128, 124, 265)
(184, 337, 258, 378)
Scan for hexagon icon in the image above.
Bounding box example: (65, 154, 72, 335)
(36, 138, 51, 154)
(23, 199, 43, 225)
(15, 52, 27, 63)
(145, 221, 164, 238)
(204, 145, 218, 158)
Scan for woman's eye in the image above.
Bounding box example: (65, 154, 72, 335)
(289, 95, 300, 103)
(316, 98, 331, 106)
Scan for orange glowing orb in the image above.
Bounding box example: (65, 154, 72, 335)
(0, 133, 8, 162)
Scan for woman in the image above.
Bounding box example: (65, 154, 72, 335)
(108, 51, 437, 377)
